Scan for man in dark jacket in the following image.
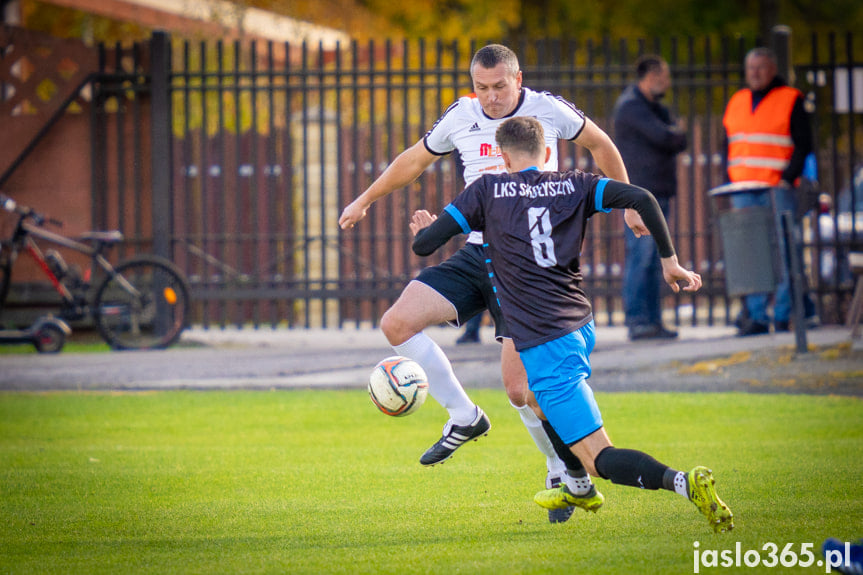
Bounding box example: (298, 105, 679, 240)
(613, 55, 688, 340)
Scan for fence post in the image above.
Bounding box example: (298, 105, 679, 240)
(771, 26, 809, 355)
(770, 25, 792, 83)
(781, 210, 809, 354)
(150, 30, 171, 260)
(149, 31, 173, 336)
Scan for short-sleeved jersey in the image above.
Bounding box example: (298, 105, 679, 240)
(445, 169, 608, 351)
(424, 88, 587, 244)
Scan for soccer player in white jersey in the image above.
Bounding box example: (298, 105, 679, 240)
(411, 116, 733, 533)
(339, 44, 647, 524)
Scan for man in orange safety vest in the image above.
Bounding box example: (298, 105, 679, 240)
(722, 47, 818, 336)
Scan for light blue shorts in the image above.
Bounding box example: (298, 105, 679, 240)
(518, 321, 603, 444)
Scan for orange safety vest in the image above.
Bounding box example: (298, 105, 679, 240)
(723, 85, 800, 186)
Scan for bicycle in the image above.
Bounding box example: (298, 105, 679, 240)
(0, 193, 190, 350)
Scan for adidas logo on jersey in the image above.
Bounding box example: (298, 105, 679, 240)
(468, 122, 481, 132)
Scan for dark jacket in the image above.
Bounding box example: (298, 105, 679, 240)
(612, 84, 688, 198)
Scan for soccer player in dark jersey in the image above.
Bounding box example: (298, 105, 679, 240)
(340, 44, 648, 524)
(411, 116, 733, 533)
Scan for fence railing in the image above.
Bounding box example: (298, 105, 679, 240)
(3, 26, 861, 329)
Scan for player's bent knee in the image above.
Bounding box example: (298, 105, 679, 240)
(504, 381, 527, 406)
(502, 371, 534, 404)
(380, 308, 414, 346)
(501, 370, 528, 405)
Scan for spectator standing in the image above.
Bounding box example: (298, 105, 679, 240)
(723, 47, 817, 336)
(613, 56, 688, 340)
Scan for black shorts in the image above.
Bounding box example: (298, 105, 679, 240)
(415, 242, 508, 339)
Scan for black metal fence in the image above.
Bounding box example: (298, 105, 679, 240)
(6, 26, 861, 329)
(148, 30, 861, 329)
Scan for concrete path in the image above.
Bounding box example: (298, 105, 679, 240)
(1, 323, 859, 395)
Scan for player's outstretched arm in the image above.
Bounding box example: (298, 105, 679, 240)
(575, 119, 650, 237)
(339, 141, 438, 230)
(599, 179, 702, 293)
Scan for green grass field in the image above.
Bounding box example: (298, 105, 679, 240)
(1, 390, 861, 574)
(0, 340, 111, 355)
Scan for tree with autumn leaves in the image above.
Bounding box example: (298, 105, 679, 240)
(15, 0, 863, 46)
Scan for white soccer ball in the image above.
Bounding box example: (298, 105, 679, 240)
(368, 356, 429, 416)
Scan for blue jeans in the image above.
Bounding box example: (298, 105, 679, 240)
(624, 196, 670, 328)
(730, 187, 814, 324)
(461, 311, 483, 338)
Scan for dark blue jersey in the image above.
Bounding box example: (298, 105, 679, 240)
(446, 169, 607, 350)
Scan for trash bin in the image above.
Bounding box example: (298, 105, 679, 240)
(710, 180, 810, 353)
(708, 182, 779, 297)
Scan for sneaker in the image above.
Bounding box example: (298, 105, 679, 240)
(533, 484, 604, 514)
(455, 332, 480, 345)
(628, 324, 678, 341)
(419, 409, 490, 466)
(736, 319, 769, 337)
(822, 538, 863, 575)
(687, 466, 733, 533)
(545, 474, 576, 524)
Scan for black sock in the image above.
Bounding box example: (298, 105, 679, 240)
(541, 419, 587, 476)
(593, 446, 670, 490)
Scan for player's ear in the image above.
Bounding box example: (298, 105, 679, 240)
(545, 146, 551, 163)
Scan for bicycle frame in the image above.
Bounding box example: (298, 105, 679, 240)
(2, 193, 190, 350)
(0, 218, 119, 316)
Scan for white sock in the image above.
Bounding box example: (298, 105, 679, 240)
(674, 471, 689, 498)
(564, 472, 594, 496)
(394, 332, 477, 425)
(511, 402, 567, 476)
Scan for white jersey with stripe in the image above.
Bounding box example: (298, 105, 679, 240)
(423, 87, 587, 244)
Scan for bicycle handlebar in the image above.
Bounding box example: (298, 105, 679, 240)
(0, 193, 62, 228)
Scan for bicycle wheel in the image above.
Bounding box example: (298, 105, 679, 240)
(33, 323, 67, 353)
(93, 255, 190, 350)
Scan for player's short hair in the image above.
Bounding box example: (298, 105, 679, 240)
(635, 55, 666, 79)
(471, 44, 520, 78)
(495, 116, 545, 157)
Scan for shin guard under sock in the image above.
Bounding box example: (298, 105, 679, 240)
(593, 446, 669, 490)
